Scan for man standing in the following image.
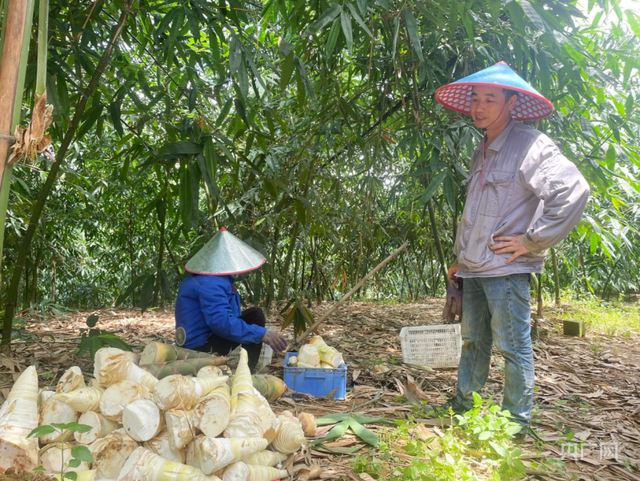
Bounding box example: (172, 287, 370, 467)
(428, 62, 589, 438)
(175, 228, 288, 372)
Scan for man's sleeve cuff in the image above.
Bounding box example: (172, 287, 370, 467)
(522, 233, 544, 254)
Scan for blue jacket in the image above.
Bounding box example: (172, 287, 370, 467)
(175, 274, 266, 349)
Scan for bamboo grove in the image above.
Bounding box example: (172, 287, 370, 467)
(1, 0, 639, 346)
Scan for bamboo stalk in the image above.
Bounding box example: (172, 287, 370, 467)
(0, 0, 36, 294)
(289, 241, 408, 349)
(1, 11, 130, 350)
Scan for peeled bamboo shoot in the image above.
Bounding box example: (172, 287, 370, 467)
(144, 430, 185, 464)
(308, 336, 343, 367)
(297, 344, 320, 367)
(75, 411, 118, 444)
(56, 366, 86, 393)
(240, 450, 288, 467)
(165, 409, 196, 450)
(54, 386, 104, 413)
(123, 398, 165, 442)
(0, 366, 39, 473)
(153, 374, 228, 410)
(141, 357, 228, 379)
(271, 414, 305, 454)
(38, 396, 78, 444)
(193, 383, 230, 438)
(90, 430, 139, 480)
(100, 379, 149, 421)
(197, 365, 224, 378)
(222, 462, 288, 481)
(186, 436, 267, 475)
(40, 442, 91, 474)
(117, 447, 221, 481)
(94, 347, 158, 390)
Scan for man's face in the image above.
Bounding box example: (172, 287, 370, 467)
(469, 86, 516, 130)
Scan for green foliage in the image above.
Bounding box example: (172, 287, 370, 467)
(552, 296, 640, 336)
(353, 394, 529, 480)
(313, 413, 394, 453)
(76, 314, 132, 358)
(28, 422, 93, 480)
(1, 0, 639, 323)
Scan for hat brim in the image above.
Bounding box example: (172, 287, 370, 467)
(184, 258, 266, 277)
(435, 62, 554, 121)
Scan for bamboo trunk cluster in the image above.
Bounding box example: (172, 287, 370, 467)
(0, 345, 310, 479)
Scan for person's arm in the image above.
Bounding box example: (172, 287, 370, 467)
(199, 281, 266, 344)
(519, 138, 590, 253)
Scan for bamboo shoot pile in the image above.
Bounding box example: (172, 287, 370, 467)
(0, 346, 305, 479)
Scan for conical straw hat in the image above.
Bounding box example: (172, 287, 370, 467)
(435, 61, 553, 121)
(185, 228, 265, 276)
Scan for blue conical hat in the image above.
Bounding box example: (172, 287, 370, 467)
(185, 228, 265, 276)
(435, 62, 553, 121)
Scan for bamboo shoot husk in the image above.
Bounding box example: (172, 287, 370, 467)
(222, 462, 288, 481)
(100, 379, 149, 421)
(193, 383, 230, 439)
(56, 366, 86, 393)
(308, 336, 343, 367)
(94, 347, 158, 390)
(153, 374, 228, 410)
(251, 375, 287, 402)
(139, 342, 221, 365)
(117, 447, 221, 481)
(186, 435, 267, 475)
(297, 412, 317, 437)
(141, 357, 228, 379)
(75, 411, 118, 444)
(144, 430, 185, 464)
(0, 366, 39, 473)
(123, 398, 165, 442)
(165, 409, 196, 450)
(89, 430, 139, 480)
(240, 450, 288, 467)
(270, 414, 305, 454)
(38, 396, 78, 444)
(40, 442, 91, 474)
(197, 365, 224, 378)
(54, 386, 104, 413)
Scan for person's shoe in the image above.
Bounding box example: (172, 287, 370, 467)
(511, 426, 534, 444)
(422, 396, 472, 417)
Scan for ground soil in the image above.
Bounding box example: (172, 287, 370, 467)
(1, 299, 639, 480)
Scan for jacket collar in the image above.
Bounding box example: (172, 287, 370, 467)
(486, 119, 516, 152)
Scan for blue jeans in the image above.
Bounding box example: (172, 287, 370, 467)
(455, 274, 534, 427)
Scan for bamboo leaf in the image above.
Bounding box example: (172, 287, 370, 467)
(139, 273, 156, 313)
(280, 51, 295, 91)
(325, 18, 341, 58)
(346, 3, 372, 37)
(419, 172, 447, 206)
(404, 8, 423, 61)
(348, 419, 379, 446)
(302, 3, 342, 37)
(625, 10, 640, 40)
(109, 98, 123, 137)
(340, 11, 353, 53)
(294, 56, 316, 104)
(520, 0, 545, 31)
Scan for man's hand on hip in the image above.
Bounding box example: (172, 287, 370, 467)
(490, 235, 530, 264)
(447, 264, 459, 281)
(262, 330, 288, 352)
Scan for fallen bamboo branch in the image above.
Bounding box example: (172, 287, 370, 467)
(288, 241, 409, 350)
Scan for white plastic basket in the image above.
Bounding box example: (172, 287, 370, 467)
(399, 324, 462, 368)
